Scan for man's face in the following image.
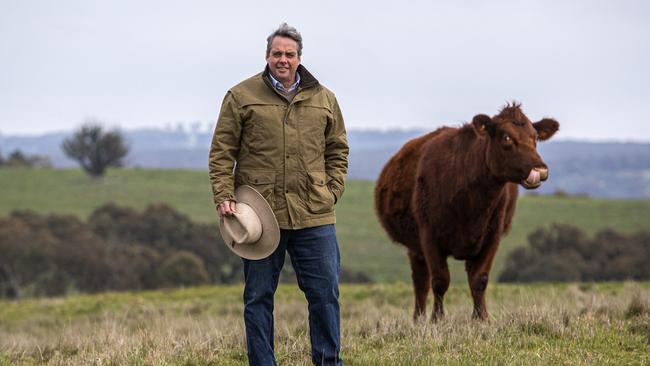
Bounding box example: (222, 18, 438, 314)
(266, 36, 301, 85)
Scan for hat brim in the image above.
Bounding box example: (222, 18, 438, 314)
(219, 185, 280, 260)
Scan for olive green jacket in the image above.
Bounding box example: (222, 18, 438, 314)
(209, 65, 349, 229)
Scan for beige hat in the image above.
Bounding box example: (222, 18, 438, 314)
(219, 185, 280, 260)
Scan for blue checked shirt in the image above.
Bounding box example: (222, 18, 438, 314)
(268, 71, 300, 93)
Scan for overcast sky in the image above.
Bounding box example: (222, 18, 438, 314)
(1, 0, 649, 141)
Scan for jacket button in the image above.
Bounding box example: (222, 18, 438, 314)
(286, 190, 289, 193)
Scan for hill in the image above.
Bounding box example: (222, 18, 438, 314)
(1, 282, 648, 364)
(2, 128, 650, 198)
(2, 168, 649, 283)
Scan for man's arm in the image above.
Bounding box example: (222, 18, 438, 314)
(324, 96, 349, 203)
(209, 91, 242, 214)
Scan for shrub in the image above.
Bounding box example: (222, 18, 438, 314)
(499, 224, 650, 282)
(0, 203, 370, 298)
(1, 203, 248, 298)
(157, 251, 210, 287)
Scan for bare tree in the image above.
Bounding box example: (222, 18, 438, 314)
(62, 121, 129, 177)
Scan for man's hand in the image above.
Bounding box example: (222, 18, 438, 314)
(218, 200, 237, 217)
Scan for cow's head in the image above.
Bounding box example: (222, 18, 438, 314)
(471, 102, 559, 189)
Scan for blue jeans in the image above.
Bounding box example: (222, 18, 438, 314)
(242, 224, 342, 366)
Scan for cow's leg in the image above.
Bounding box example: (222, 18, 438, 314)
(430, 255, 449, 322)
(419, 230, 449, 322)
(407, 248, 430, 321)
(465, 237, 500, 321)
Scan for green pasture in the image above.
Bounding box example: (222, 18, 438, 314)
(1, 168, 649, 283)
(1, 282, 649, 365)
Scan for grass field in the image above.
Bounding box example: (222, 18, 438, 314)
(1, 282, 649, 365)
(2, 168, 650, 283)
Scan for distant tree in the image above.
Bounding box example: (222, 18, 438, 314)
(0, 149, 51, 168)
(7, 150, 28, 166)
(5, 150, 29, 167)
(62, 122, 129, 177)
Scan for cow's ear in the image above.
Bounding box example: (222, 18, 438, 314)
(534, 118, 559, 141)
(472, 114, 494, 137)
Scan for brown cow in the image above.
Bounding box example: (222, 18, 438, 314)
(374, 103, 559, 321)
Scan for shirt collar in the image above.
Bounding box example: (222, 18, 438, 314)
(268, 71, 300, 93)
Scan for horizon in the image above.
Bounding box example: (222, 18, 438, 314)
(2, 123, 650, 144)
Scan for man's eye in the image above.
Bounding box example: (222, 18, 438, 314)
(272, 52, 282, 57)
(285, 53, 295, 58)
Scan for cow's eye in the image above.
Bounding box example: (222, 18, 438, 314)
(503, 134, 512, 143)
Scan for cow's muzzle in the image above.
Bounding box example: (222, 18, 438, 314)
(521, 167, 548, 189)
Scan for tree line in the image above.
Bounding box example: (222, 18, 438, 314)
(0, 150, 51, 168)
(499, 224, 650, 282)
(0, 204, 372, 299)
(2, 202, 647, 296)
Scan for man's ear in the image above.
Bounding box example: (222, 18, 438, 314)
(533, 118, 560, 141)
(472, 114, 494, 137)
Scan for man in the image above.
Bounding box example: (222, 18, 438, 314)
(209, 23, 348, 366)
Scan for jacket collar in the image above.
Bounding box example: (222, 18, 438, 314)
(263, 64, 319, 90)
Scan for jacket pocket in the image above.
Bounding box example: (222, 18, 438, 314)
(299, 105, 330, 159)
(238, 170, 276, 209)
(306, 171, 334, 214)
(240, 102, 285, 158)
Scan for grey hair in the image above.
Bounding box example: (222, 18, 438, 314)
(266, 23, 303, 57)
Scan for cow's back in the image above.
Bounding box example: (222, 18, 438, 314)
(374, 129, 449, 250)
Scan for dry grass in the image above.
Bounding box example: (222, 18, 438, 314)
(1, 282, 649, 365)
